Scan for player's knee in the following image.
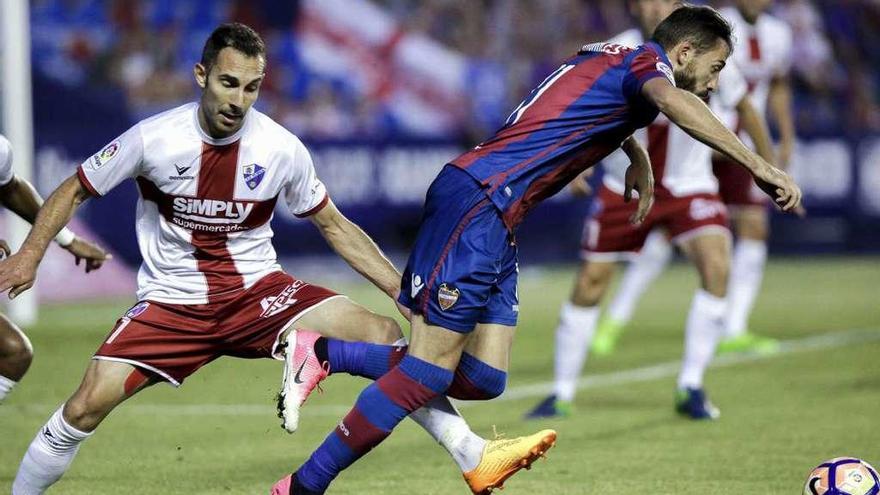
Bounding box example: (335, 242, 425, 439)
(64, 384, 118, 432)
(736, 215, 768, 241)
(446, 353, 507, 401)
(0, 328, 33, 378)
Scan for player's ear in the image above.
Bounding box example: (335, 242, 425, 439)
(194, 63, 208, 89)
(675, 41, 693, 67)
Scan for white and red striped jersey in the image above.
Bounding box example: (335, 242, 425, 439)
(0, 134, 14, 186)
(77, 103, 328, 305)
(719, 6, 793, 121)
(600, 29, 749, 197)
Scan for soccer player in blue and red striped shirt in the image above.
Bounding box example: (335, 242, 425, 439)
(276, 5, 801, 494)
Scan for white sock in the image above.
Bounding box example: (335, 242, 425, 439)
(677, 290, 727, 390)
(13, 405, 93, 495)
(553, 302, 600, 402)
(409, 396, 486, 472)
(725, 239, 767, 338)
(0, 374, 16, 402)
(607, 230, 673, 324)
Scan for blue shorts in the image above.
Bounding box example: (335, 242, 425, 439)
(398, 165, 519, 333)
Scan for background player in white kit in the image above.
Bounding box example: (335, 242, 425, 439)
(590, 0, 796, 356)
(0, 23, 544, 495)
(0, 134, 109, 404)
(525, 0, 777, 420)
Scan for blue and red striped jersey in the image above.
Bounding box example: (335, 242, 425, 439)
(450, 41, 675, 230)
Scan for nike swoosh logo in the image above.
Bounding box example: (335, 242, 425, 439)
(293, 354, 309, 384)
(175, 165, 191, 175)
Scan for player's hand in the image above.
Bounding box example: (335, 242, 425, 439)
(754, 166, 802, 213)
(568, 169, 594, 197)
(64, 237, 112, 273)
(624, 162, 654, 225)
(0, 239, 10, 259)
(0, 250, 40, 299)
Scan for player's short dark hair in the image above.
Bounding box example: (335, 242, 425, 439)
(651, 4, 733, 54)
(200, 23, 266, 73)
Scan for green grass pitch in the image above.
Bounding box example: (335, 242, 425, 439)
(1, 257, 878, 494)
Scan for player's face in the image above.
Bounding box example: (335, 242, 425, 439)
(735, 0, 772, 23)
(674, 40, 729, 99)
(629, 0, 679, 36)
(194, 47, 266, 138)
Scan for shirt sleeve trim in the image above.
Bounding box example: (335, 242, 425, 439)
(294, 193, 329, 218)
(76, 166, 102, 197)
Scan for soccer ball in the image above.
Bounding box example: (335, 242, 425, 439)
(804, 458, 880, 495)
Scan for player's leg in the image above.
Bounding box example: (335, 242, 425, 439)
(285, 317, 465, 494)
(596, 228, 673, 355)
(530, 259, 615, 418)
(0, 313, 33, 402)
(721, 205, 778, 353)
(268, 291, 490, 475)
(713, 158, 778, 354)
(452, 322, 557, 494)
(13, 360, 159, 494)
(674, 229, 730, 420)
(528, 186, 644, 418)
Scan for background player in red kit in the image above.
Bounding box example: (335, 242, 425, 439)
(0, 23, 547, 495)
(0, 134, 109, 405)
(279, 6, 801, 494)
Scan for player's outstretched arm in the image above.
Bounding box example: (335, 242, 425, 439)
(0, 174, 92, 298)
(0, 175, 44, 225)
(309, 199, 407, 310)
(735, 96, 775, 165)
(621, 136, 654, 224)
(0, 175, 110, 271)
(641, 78, 802, 212)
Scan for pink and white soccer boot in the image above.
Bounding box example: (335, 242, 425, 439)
(277, 329, 329, 433)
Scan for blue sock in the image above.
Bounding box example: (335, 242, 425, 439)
(447, 352, 507, 400)
(294, 355, 453, 493)
(325, 340, 407, 380)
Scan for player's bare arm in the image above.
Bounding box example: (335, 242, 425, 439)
(308, 199, 401, 299)
(621, 135, 655, 224)
(769, 74, 796, 168)
(0, 174, 96, 298)
(641, 77, 801, 211)
(0, 175, 110, 273)
(735, 96, 775, 165)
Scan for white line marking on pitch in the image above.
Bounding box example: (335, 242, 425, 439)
(4, 328, 877, 417)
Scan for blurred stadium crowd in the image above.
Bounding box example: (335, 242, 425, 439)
(30, 0, 880, 142)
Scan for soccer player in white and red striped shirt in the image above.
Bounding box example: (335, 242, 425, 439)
(3, 23, 545, 495)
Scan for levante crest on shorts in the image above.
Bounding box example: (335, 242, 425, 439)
(437, 283, 460, 311)
(243, 163, 266, 190)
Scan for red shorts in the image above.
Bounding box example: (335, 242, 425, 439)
(93, 271, 340, 386)
(581, 185, 730, 260)
(712, 156, 768, 207)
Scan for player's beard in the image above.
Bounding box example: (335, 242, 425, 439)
(673, 64, 708, 99)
